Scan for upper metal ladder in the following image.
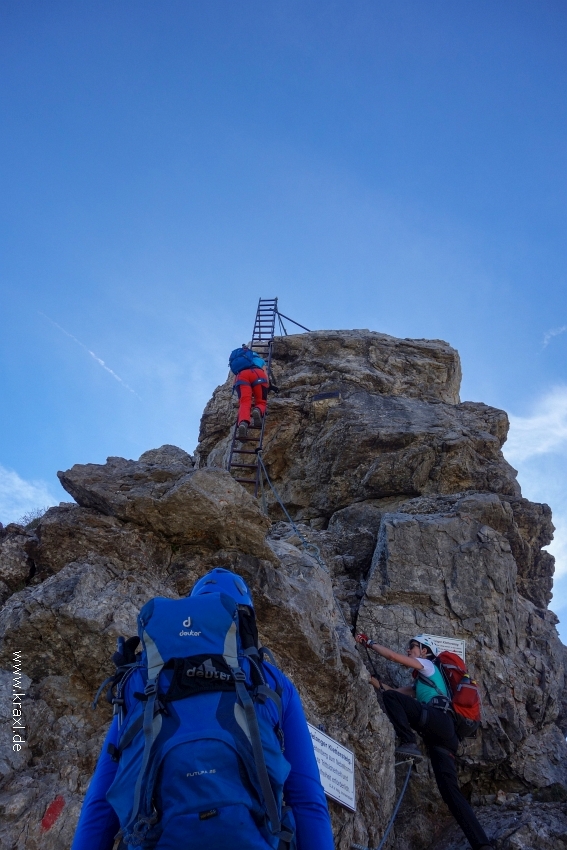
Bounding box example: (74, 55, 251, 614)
(227, 298, 278, 496)
(227, 298, 311, 496)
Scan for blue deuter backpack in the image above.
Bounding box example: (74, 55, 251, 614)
(104, 593, 295, 850)
(229, 348, 266, 375)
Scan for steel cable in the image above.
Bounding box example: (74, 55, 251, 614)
(256, 451, 350, 630)
(351, 758, 414, 850)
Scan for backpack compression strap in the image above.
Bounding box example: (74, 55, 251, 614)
(231, 665, 292, 845)
(124, 632, 165, 844)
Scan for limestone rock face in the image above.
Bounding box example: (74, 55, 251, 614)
(0, 525, 34, 593)
(266, 329, 463, 403)
(435, 799, 567, 850)
(356, 498, 566, 807)
(58, 445, 272, 559)
(197, 333, 520, 519)
(0, 328, 565, 850)
(0, 447, 394, 850)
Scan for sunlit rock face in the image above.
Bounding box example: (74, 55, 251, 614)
(0, 329, 564, 850)
(197, 330, 520, 520)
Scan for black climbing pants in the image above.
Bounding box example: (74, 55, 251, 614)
(382, 690, 490, 850)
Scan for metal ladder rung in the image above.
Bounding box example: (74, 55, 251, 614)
(228, 296, 279, 496)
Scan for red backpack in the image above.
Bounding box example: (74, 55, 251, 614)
(415, 651, 482, 738)
(437, 651, 482, 723)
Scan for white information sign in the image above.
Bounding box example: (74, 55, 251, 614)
(422, 634, 466, 661)
(307, 723, 356, 811)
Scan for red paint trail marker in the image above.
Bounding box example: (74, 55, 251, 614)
(41, 795, 65, 831)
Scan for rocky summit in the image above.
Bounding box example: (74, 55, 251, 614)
(1, 329, 565, 850)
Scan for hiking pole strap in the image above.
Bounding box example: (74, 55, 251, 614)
(232, 668, 282, 835)
(92, 675, 115, 710)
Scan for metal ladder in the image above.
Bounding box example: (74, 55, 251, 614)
(227, 298, 278, 496)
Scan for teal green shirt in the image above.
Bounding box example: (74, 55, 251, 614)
(414, 658, 449, 704)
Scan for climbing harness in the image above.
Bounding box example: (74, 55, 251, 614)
(228, 298, 311, 496)
(351, 758, 414, 850)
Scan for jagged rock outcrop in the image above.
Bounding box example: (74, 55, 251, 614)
(0, 329, 565, 850)
(0, 447, 394, 850)
(197, 331, 520, 520)
(58, 445, 272, 558)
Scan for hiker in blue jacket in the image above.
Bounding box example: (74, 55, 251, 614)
(228, 344, 269, 440)
(72, 570, 334, 850)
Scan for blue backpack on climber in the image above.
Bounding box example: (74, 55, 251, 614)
(100, 570, 296, 850)
(229, 345, 266, 375)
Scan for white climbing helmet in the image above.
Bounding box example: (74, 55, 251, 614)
(410, 634, 439, 657)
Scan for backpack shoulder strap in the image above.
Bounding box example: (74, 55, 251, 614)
(124, 632, 165, 842)
(416, 670, 445, 696)
(416, 662, 447, 698)
(435, 657, 454, 694)
(242, 647, 283, 718)
(231, 665, 292, 843)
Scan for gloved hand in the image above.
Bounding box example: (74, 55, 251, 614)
(355, 633, 371, 646)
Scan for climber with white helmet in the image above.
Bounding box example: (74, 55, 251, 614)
(355, 632, 492, 850)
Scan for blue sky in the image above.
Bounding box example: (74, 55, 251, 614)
(1, 1, 566, 635)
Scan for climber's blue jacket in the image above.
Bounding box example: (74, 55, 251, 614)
(71, 662, 334, 850)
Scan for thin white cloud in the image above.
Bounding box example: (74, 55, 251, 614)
(547, 523, 567, 580)
(505, 386, 567, 463)
(543, 325, 567, 348)
(0, 465, 57, 526)
(39, 312, 142, 400)
(504, 387, 567, 581)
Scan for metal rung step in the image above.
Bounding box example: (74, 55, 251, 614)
(228, 296, 279, 496)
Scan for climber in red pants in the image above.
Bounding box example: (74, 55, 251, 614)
(229, 345, 269, 440)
